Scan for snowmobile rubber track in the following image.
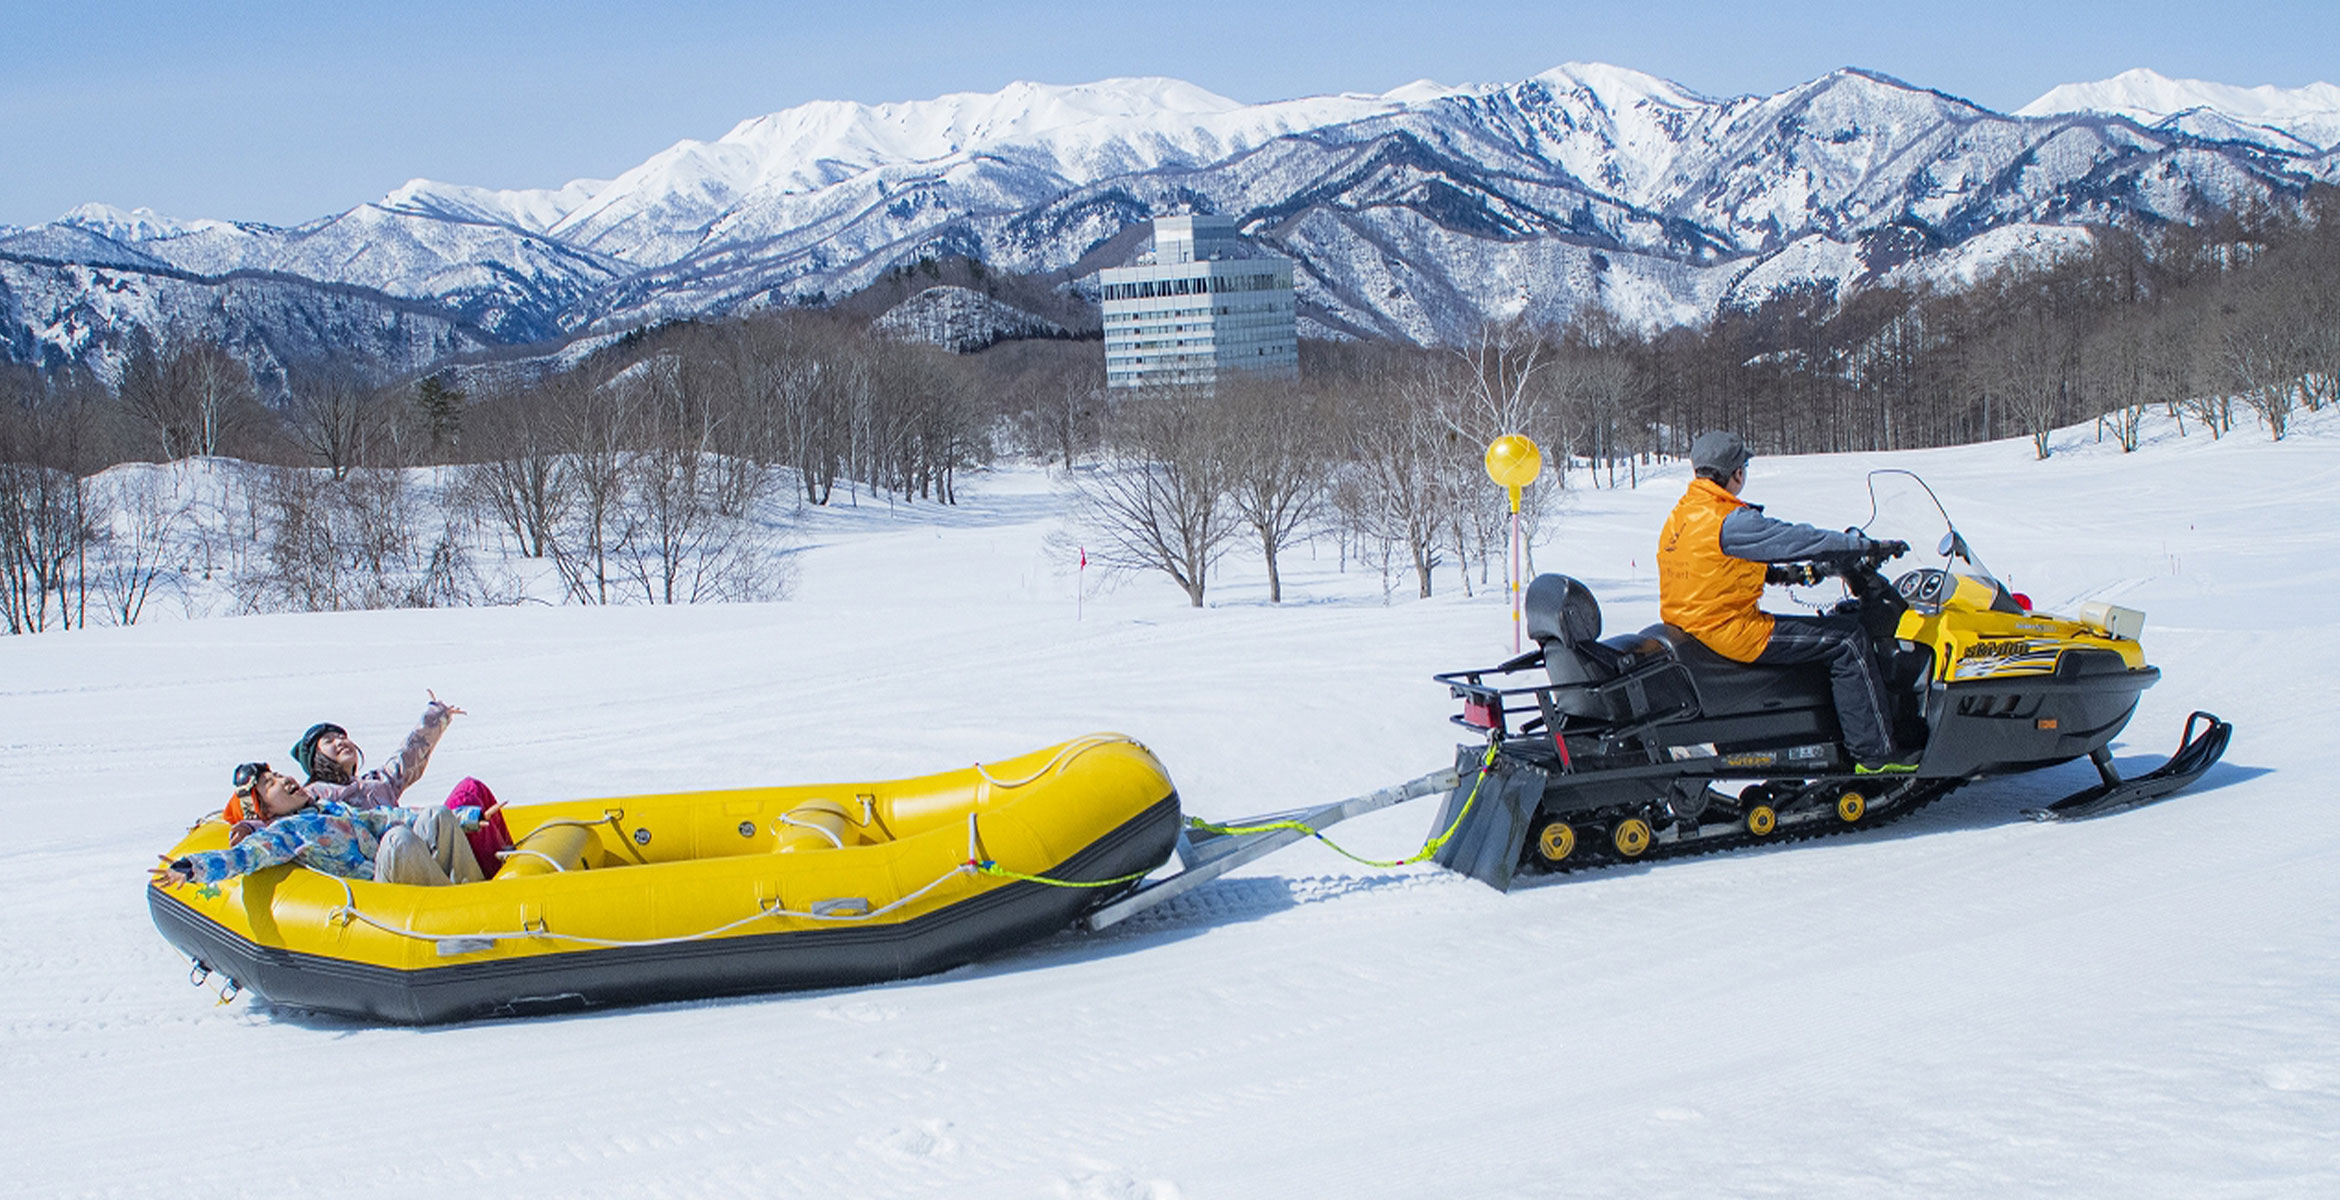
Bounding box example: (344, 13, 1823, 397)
(1514, 775, 1965, 880)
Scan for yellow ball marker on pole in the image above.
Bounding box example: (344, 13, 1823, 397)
(1484, 435, 1542, 652)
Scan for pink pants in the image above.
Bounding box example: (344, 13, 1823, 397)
(443, 778, 512, 879)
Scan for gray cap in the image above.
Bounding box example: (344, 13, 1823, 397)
(1690, 431, 1749, 477)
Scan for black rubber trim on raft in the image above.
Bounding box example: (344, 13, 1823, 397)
(149, 791, 1181, 1024)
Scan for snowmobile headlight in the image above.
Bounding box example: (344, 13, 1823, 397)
(2076, 601, 2145, 641)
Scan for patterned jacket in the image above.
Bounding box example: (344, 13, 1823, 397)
(178, 802, 482, 884)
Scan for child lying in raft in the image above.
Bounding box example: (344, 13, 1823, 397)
(152, 762, 493, 889)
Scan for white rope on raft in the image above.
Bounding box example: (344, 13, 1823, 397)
(772, 812, 845, 849)
(324, 734, 1142, 953)
(328, 863, 980, 953)
(494, 848, 570, 872)
(971, 733, 1134, 789)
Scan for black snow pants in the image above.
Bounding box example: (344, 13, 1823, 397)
(1755, 614, 1896, 762)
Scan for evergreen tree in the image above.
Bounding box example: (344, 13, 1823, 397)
(414, 374, 465, 453)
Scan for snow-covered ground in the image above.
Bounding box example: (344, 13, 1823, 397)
(4, 411, 2335, 1198)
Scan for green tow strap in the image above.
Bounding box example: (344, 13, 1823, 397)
(969, 740, 1503, 887)
(1181, 739, 1504, 870)
(970, 860, 1157, 889)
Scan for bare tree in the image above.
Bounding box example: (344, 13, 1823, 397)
(1009, 358, 1106, 470)
(237, 464, 484, 613)
(461, 378, 575, 559)
(87, 468, 188, 624)
(543, 365, 642, 605)
(1339, 366, 1449, 599)
(1067, 386, 1237, 607)
(119, 337, 264, 460)
(0, 463, 92, 632)
(283, 360, 388, 479)
(1217, 375, 1331, 603)
(0, 377, 98, 633)
(613, 356, 788, 604)
(1985, 307, 2080, 460)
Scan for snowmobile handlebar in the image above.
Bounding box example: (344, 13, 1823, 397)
(1763, 540, 1908, 586)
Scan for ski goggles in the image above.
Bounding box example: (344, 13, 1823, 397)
(232, 761, 273, 796)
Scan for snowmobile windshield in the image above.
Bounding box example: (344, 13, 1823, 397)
(1859, 470, 2008, 600)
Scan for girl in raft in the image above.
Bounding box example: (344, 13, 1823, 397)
(154, 762, 491, 888)
(248, 692, 512, 877)
(277, 691, 465, 810)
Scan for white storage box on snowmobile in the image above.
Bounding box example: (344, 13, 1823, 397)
(2076, 601, 2145, 641)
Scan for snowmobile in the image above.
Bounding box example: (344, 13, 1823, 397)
(1426, 469, 2232, 891)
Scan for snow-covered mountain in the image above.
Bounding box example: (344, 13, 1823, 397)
(2021, 68, 2340, 151)
(871, 286, 1069, 353)
(5, 63, 2335, 383)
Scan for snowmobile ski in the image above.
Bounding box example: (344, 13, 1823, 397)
(2023, 710, 2231, 822)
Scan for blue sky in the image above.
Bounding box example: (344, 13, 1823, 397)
(3, 0, 2333, 228)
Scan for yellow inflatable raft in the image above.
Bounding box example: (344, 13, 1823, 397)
(148, 734, 1180, 1023)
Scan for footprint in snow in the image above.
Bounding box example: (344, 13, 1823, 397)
(1057, 1168, 1184, 1200)
(816, 1000, 902, 1024)
(859, 1119, 959, 1160)
(872, 1047, 946, 1074)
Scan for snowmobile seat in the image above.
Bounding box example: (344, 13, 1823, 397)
(1523, 575, 1691, 720)
(1641, 624, 1831, 718)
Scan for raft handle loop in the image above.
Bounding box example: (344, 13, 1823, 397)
(772, 812, 845, 850)
(603, 809, 649, 864)
(188, 961, 211, 988)
(327, 877, 361, 929)
(214, 977, 241, 1007)
(497, 849, 568, 872)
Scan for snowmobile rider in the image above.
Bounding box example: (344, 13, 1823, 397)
(1658, 431, 1913, 774)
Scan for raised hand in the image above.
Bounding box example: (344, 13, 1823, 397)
(149, 854, 189, 889)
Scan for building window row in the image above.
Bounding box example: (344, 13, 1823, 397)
(1099, 273, 1286, 301)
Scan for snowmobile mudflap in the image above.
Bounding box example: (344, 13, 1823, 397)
(2026, 710, 2232, 822)
(1427, 745, 1550, 892)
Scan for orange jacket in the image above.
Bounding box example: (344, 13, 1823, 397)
(1657, 478, 1773, 662)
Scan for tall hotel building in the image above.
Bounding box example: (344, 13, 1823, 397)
(1097, 215, 1298, 389)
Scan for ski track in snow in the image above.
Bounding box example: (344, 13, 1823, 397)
(4, 412, 2338, 1197)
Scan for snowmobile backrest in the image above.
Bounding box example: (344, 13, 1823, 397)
(1524, 574, 1601, 646)
(1525, 576, 1623, 716)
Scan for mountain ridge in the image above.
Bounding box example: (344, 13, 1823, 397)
(8, 62, 2336, 384)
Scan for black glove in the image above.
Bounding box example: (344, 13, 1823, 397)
(1766, 561, 1825, 586)
(1869, 539, 1910, 561)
